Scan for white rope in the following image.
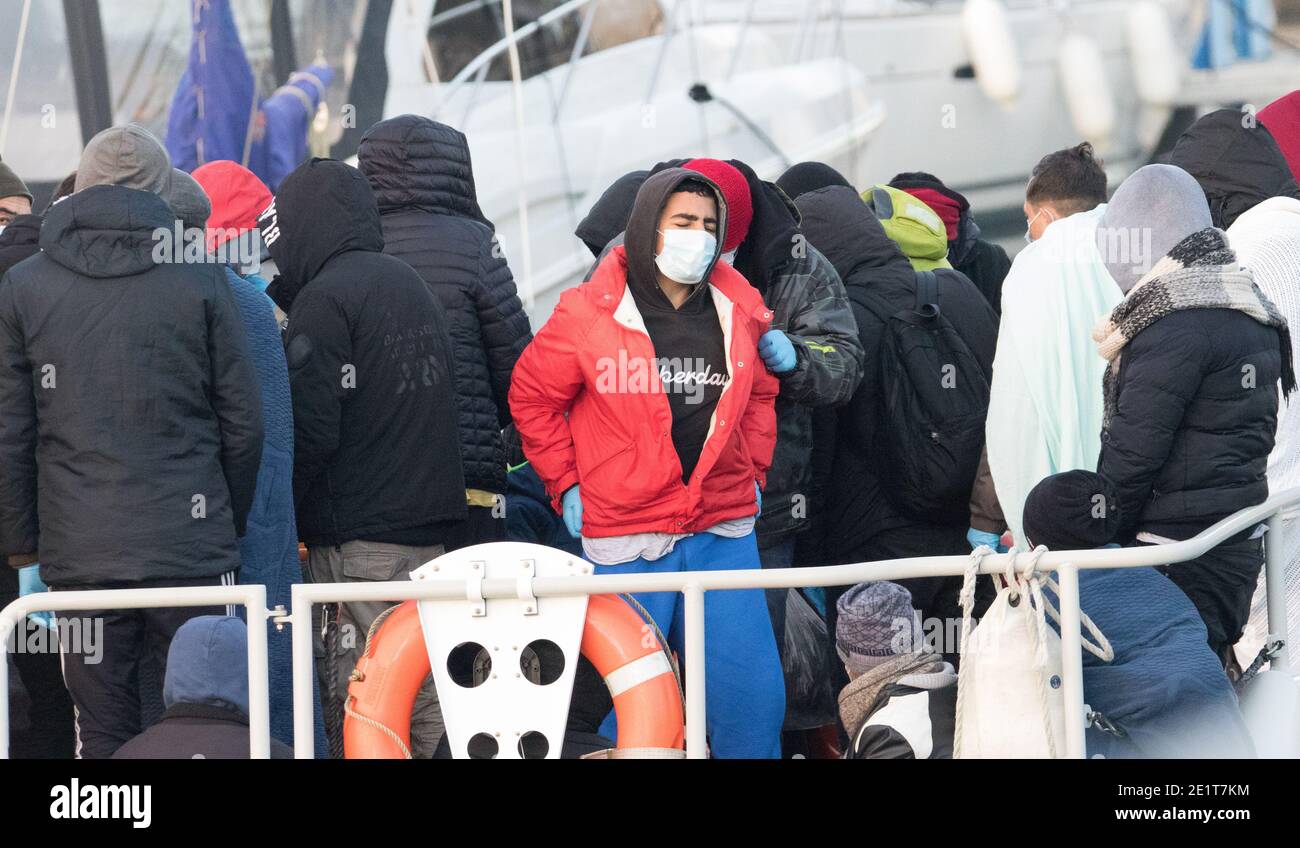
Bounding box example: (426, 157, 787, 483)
(0, 0, 33, 158)
(500, 0, 535, 311)
(953, 544, 993, 758)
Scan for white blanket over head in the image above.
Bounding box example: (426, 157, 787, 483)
(985, 205, 1122, 547)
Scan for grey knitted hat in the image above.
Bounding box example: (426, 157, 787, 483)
(1096, 164, 1212, 294)
(0, 160, 32, 204)
(835, 581, 922, 674)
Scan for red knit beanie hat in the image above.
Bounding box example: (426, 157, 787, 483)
(684, 158, 752, 253)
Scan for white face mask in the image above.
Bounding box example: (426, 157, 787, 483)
(655, 229, 717, 285)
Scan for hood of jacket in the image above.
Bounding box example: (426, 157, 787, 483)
(357, 114, 490, 225)
(862, 184, 953, 271)
(75, 124, 173, 196)
(795, 185, 914, 291)
(192, 160, 273, 251)
(1170, 108, 1300, 229)
(888, 171, 986, 265)
(0, 213, 42, 276)
(162, 616, 250, 716)
(38, 184, 174, 279)
(260, 157, 384, 296)
(623, 167, 728, 308)
(1260, 90, 1300, 182)
(575, 169, 651, 258)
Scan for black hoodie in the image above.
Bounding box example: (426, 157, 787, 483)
(0, 213, 41, 278)
(358, 115, 533, 496)
(623, 168, 731, 482)
(0, 185, 263, 584)
(795, 185, 997, 559)
(268, 159, 466, 546)
(1170, 108, 1300, 229)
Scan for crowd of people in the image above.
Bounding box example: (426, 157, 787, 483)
(2, 89, 1299, 759)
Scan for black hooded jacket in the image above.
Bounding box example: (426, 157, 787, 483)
(0, 214, 41, 277)
(0, 185, 263, 584)
(265, 158, 466, 547)
(1170, 109, 1300, 229)
(889, 172, 1010, 315)
(794, 186, 997, 560)
(358, 115, 532, 495)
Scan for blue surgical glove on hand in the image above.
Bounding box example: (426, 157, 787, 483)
(758, 330, 797, 374)
(967, 528, 1008, 554)
(17, 564, 54, 630)
(755, 481, 763, 517)
(562, 485, 583, 539)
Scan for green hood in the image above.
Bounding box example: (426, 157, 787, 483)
(862, 184, 952, 271)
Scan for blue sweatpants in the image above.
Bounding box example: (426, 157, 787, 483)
(594, 531, 785, 758)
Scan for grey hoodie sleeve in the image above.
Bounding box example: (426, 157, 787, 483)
(773, 248, 864, 407)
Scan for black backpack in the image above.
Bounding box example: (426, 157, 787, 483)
(867, 272, 989, 523)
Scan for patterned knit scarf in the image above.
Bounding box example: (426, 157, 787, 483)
(1093, 228, 1296, 427)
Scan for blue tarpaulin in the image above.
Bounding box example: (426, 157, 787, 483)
(166, 0, 333, 190)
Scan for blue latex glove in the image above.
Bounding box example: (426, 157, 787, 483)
(967, 528, 1008, 554)
(562, 485, 583, 539)
(18, 564, 54, 630)
(758, 330, 797, 374)
(755, 481, 762, 517)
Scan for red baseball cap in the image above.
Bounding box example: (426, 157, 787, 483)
(192, 160, 273, 253)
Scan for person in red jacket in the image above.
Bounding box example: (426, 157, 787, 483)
(510, 168, 784, 757)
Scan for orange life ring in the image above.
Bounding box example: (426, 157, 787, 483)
(343, 594, 685, 758)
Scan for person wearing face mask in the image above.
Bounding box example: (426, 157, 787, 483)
(510, 168, 785, 758)
(1022, 142, 1108, 244)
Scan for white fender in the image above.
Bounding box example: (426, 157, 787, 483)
(1058, 32, 1116, 146)
(1238, 669, 1300, 758)
(961, 0, 1021, 108)
(1126, 1, 1182, 106)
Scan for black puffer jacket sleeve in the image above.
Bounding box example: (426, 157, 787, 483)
(1098, 321, 1209, 538)
(774, 249, 863, 407)
(286, 288, 352, 509)
(0, 274, 38, 555)
(207, 275, 264, 537)
(475, 236, 532, 427)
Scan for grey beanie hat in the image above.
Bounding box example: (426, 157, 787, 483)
(1095, 164, 1213, 294)
(0, 160, 32, 204)
(835, 581, 922, 674)
(169, 168, 212, 231)
(75, 124, 173, 196)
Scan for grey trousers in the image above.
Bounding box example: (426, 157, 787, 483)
(309, 540, 445, 758)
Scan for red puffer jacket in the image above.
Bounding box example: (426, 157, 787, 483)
(510, 246, 778, 538)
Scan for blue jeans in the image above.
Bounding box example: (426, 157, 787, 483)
(594, 531, 785, 758)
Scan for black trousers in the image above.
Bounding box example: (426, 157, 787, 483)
(2, 585, 76, 758)
(1152, 536, 1264, 666)
(54, 573, 232, 759)
(446, 504, 508, 551)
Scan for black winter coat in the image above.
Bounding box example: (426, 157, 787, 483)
(0, 185, 263, 585)
(795, 186, 997, 562)
(266, 158, 466, 547)
(111, 703, 294, 759)
(1099, 307, 1282, 542)
(0, 214, 41, 277)
(358, 116, 532, 494)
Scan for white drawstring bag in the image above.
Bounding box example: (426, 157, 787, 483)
(953, 546, 1113, 758)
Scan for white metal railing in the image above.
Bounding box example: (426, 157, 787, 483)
(0, 583, 272, 759)
(4, 487, 1297, 759)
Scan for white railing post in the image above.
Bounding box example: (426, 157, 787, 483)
(683, 583, 707, 759)
(1054, 562, 1087, 759)
(1266, 511, 1292, 672)
(244, 584, 271, 760)
(290, 584, 318, 759)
